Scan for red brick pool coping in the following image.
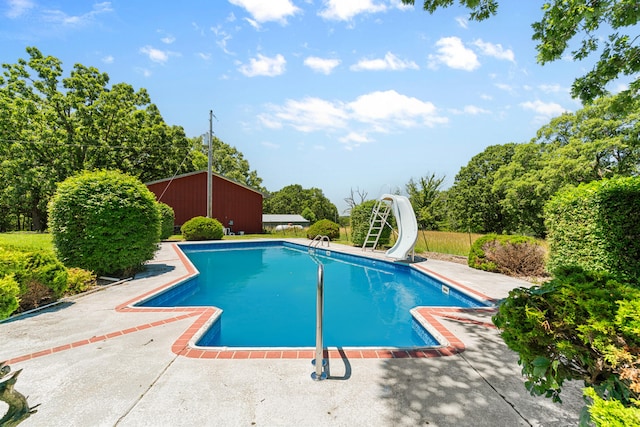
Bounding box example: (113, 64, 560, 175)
(5, 244, 498, 365)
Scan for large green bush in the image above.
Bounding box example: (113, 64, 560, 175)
(157, 202, 175, 239)
(545, 177, 640, 281)
(181, 216, 224, 241)
(48, 170, 161, 276)
(493, 267, 640, 416)
(350, 200, 392, 247)
(306, 219, 340, 240)
(0, 274, 20, 319)
(468, 233, 546, 277)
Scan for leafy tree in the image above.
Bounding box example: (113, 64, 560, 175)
(446, 143, 516, 233)
(0, 47, 264, 231)
(301, 207, 317, 223)
(403, 0, 640, 104)
(405, 173, 445, 230)
(263, 184, 338, 222)
(494, 94, 640, 236)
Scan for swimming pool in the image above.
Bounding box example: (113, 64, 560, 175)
(138, 241, 487, 348)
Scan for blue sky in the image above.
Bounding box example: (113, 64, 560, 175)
(1, 0, 621, 214)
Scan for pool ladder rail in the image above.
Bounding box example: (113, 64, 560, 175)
(308, 236, 329, 380)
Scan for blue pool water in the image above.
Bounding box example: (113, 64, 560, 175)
(139, 241, 485, 348)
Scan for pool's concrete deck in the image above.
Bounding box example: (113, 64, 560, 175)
(1, 240, 584, 426)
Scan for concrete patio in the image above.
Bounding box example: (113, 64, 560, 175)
(1, 241, 585, 426)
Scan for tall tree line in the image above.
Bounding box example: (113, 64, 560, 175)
(0, 47, 263, 231)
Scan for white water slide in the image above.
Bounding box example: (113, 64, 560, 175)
(380, 194, 418, 261)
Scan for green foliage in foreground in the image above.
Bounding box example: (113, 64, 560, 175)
(0, 247, 69, 318)
(306, 219, 340, 241)
(493, 267, 640, 411)
(49, 170, 161, 276)
(545, 177, 640, 282)
(584, 387, 640, 427)
(0, 274, 20, 319)
(181, 217, 224, 241)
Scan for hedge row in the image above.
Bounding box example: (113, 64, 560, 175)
(545, 177, 640, 282)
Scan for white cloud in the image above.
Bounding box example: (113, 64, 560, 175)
(463, 105, 490, 115)
(260, 90, 448, 149)
(140, 46, 175, 64)
(161, 35, 175, 44)
(266, 97, 348, 132)
(390, 0, 413, 11)
(429, 37, 480, 71)
(197, 52, 212, 60)
(261, 141, 280, 149)
(350, 52, 419, 71)
(135, 67, 152, 77)
(339, 131, 371, 145)
(455, 16, 468, 29)
(319, 0, 387, 21)
(304, 57, 341, 74)
(495, 82, 515, 93)
(101, 55, 114, 64)
(229, 0, 300, 24)
(42, 2, 113, 26)
(472, 39, 515, 62)
(520, 100, 567, 118)
(348, 90, 447, 128)
(239, 54, 286, 77)
(538, 83, 565, 93)
(212, 26, 234, 55)
(6, 0, 34, 18)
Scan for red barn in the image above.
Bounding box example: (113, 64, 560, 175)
(146, 170, 264, 234)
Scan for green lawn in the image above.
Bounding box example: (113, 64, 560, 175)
(1, 228, 482, 257)
(0, 232, 53, 252)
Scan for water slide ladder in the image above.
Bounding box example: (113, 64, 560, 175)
(308, 235, 330, 380)
(362, 199, 392, 252)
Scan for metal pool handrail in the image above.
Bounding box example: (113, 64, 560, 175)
(309, 234, 330, 248)
(308, 236, 329, 380)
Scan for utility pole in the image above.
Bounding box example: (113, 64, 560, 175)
(207, 110, 213, 218)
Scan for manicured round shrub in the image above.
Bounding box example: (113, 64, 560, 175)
(181, 216, 224, 241)
(468, 233, 546, 277)
(306, 219, 340, 240)
(0, 274, 20, 319)
(49, 170, 161, 276)
(157, 202, 175, 240)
